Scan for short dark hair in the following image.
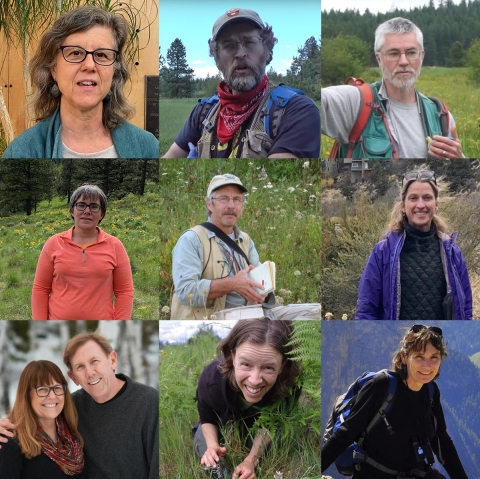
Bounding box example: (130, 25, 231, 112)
(208, 24, 278, 66)
(217, 319, 300, 401)
(69, 184, 108, 223)
(29, 6, 135, 129)
(392, 327, 447, 380)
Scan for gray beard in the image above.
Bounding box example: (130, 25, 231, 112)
(225, 71, 262, 92)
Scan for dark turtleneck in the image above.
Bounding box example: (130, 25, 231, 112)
(399, 219, 446, 320)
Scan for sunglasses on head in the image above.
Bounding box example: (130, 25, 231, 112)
(410, 324, 443, 338)
(402, 170, 437, 186)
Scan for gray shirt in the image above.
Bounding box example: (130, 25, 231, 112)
(321, 81, 456, 158)
(172, 222, 260, 309)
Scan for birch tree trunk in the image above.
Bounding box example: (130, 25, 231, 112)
(0, 322, 10, 416)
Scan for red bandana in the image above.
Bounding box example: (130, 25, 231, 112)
(216, 75, 269, 144)
(38, 415, 84, 476)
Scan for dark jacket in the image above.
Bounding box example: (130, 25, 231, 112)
(355, 230, 472, 320)
(2, 107, 159, 158)
(321, 374, 468, 478)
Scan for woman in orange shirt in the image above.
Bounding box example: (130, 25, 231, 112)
(32, 184, 134, 319)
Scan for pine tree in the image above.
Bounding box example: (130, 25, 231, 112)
(0, 159, 55, 215)
(164, 38, 195, 98)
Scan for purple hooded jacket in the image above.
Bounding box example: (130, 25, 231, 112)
(355, 230, 472, 320)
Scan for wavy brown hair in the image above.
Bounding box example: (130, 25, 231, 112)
(29, 6, 135, 130)
(7, 360, 83, 459)
(217, 319, 300, 402)
(392, 326, 447, 380)
(384, 179, 449, 235)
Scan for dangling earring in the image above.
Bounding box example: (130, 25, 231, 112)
(104, 91, 112, 102)
(51, 82, 61, 98)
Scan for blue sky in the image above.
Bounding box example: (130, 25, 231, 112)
(160, 0, 321, 78)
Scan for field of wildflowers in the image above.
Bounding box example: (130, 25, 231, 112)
(321, 67, 480, 158)
(0, 184, 159, 319)
(159, 159, 321, 318)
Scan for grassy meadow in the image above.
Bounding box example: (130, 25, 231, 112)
(0, 184, 159, 319)
(159, 98, 322, 157)
(321, 67, 480, 158)
(159, 323, 321, 479)
(159, 159, 321, 317)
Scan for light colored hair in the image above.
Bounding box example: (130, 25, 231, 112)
(63, 330, 113, 371)
(8, 361, 83, 458)
(384, 179, 449, 234)
(374, 17, 424, 52)
(29, 6, 135, 130)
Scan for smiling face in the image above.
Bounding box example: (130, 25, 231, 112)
(402, 181, 437, 232)
(207, 184, 245, 234)
(70, 194, 105, 232)
(51, 25, 116, 115)
(30, 378, 65, 430)
(376, 32, 424, 91)
(215, 21, 268, 93)
(231, 342, 285, 404)
(67, 340, 118, 403)
(403, 341, 441, 391)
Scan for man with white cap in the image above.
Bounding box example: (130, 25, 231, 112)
(162, 8, 320, 159)
(171, 173, 273, 319)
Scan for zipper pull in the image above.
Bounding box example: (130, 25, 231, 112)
(82, 249, 86, 264)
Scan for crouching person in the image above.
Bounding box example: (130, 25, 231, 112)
(193, 319, 300, 479)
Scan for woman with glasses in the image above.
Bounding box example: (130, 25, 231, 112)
(2, 6, 158, 159)
(356, 170, 472, 320)
(0, 360, 86, 478)
(31, 184, 133, 319)
(321, 325, 468, 479)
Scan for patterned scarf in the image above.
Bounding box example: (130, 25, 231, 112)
(216, 74, 269, 144)
(38, 415, 84, 476)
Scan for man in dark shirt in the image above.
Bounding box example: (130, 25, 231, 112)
(162, 8, 320, 159)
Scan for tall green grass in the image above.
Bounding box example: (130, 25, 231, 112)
(159, 325, 321, 479)
(0, 184, 159, 319)
(321, 67, 480, 158)
(159, 159, 321, 316)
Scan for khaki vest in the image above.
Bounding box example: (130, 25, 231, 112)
(170, 225, 251, 319)
(197, 83, 277, 159)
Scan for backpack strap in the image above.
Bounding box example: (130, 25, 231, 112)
(427, 381, 445, 466)
(429, 97, 450, 137)
(328, 77, 375, 159)
(198, 94, 219, 135)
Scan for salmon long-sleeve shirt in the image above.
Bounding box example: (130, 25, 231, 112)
(31, 227, 134, 320)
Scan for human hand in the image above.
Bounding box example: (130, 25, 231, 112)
(0, 418, 16, 448)
(428, 126, 462, 158)
(232, 457, 256, 479)
(233, 265, 267, 304)
(200, 445, 227, 468)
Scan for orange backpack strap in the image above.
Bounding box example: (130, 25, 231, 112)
(328, 77, 374, 159)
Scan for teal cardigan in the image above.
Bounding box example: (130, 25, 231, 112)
(2, 108, 159, 158)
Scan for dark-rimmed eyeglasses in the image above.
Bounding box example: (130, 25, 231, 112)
(32, 384, 66, 397)
(217, 36, 263, 54)
(60, 46, 119, 66)
(402, 170, 436, 186)
(410, 324, 443, 338)
(212, 196, 244, 205)
(74, 202, 101, 213)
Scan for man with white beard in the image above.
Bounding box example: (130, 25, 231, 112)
(321, 17, 463, 159)
(162, 8, 320, 159)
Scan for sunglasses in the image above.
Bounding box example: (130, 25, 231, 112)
(410, 324, 443, 338)
(402, 170, 437, 186)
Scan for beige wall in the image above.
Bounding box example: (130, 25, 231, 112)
(0, 0, 159, 138)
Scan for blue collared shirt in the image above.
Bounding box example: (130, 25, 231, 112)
(172, 221, 260, 309)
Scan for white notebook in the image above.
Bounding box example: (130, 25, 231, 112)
(247, 261, 276, 295)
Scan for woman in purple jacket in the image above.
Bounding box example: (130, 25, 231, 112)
(355, 170, 472, 320)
